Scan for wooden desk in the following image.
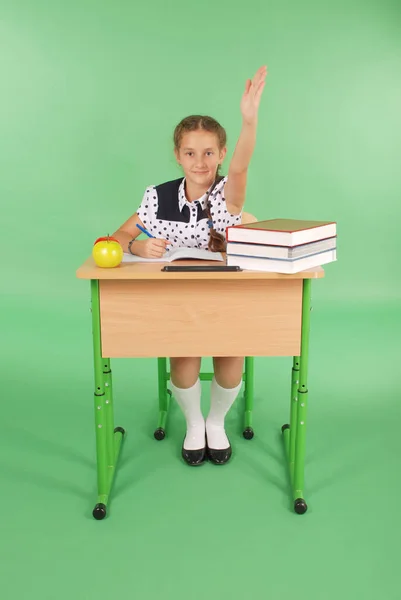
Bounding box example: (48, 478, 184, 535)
(76, 255, 325, 519)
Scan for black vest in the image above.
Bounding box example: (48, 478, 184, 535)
(154, 178, 209, 224)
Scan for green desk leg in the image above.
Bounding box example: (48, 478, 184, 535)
(91, 279, 125, 520)
(282, 278, 312, 515)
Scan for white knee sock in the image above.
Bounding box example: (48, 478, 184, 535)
(206, 377, 242, 450)
(170, 378, 205, 451)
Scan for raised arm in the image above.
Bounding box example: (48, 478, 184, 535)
(225, 65, 267, 215)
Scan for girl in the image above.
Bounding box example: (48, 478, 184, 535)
(112, 65, 267, 466)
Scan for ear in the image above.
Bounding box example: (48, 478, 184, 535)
(219, 147, 227, 163)
(174, 148, 180, 164)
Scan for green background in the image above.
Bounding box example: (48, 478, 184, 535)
(1, 1, 401, 598)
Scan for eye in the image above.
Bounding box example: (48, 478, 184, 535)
(185, 152, 194, 156)
(206, 152, 214, 156)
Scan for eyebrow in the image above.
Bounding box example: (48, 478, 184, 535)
(182, 147, 215, 151)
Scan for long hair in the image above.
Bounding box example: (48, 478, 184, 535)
(174, 115, 227, 252)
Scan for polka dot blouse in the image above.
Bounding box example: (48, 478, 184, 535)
(136, 176, 242, 251)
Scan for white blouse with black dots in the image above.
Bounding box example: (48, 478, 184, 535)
(136, 176, 242, 251)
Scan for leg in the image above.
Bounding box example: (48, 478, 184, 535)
(170, 357, 202, 388)
(213, 356, 244, 389)
(282, 279, 312, 515)
(206, 357, 244, 464)
(103, 358, 121, 471)
(293, 279, 311, 513)
(282, 357, 300, 482)
(91, 280, 125, 521)
(243, 357, 255, 439)
(154, 358, 170, 440)
(169, 357, 205, 466)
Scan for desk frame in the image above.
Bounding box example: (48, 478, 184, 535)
(82, 261, 318, 520)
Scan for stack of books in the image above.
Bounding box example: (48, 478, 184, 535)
(226, 219, 337, 273)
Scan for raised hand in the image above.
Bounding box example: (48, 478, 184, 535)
(240, 65, 268, 125)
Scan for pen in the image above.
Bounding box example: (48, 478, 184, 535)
(136, 223, 155, 238)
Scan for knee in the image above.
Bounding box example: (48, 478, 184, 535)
(213, 357, 244, 388)
(170, 357, 201, 388)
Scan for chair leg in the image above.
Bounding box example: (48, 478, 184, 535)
(154, 357, 170, 440)
(243, 356, 255, 439)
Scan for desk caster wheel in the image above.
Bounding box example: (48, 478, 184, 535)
(294, 498, 308, 515)
(154, 428, 166, 441)
(93, 503, 107, 520)
(243, 427, 254, 440)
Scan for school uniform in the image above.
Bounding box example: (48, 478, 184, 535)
(136, 176, 242, 249)
(136, 175, 242, 466)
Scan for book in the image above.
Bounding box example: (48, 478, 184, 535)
(227, 249, 337, 274)
(226, 218, 337, 246)
(122, 247, 224, 263)
(226, 236, 337, 260)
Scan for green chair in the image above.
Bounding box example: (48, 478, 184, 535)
(154, 357, 255, 441)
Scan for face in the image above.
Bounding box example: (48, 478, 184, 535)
(175, 130, 227, 187)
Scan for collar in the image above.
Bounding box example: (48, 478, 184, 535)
(178, 177, 214, 212)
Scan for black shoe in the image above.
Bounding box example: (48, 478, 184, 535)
(206, 439, 232, 465)
(182, 442, 207, 466)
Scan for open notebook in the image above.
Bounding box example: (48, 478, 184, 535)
(122, 247, 224, 263)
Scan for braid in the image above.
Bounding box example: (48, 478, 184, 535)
(205, 174, 226, 253)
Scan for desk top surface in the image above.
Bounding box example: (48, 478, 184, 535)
(76, 255, 325, 280)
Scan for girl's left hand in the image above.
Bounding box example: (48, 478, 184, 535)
(240, 65, 268, 125)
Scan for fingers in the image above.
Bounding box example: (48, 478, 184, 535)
(149, 238, 170, 258)
(245, 71, 266, 105)
(251, 66, 268, 91)
(243, 67, 267, 102)
(150, 245, 166, 258)
(254, 80, 266, 103)
(153, 238, 171, 248)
